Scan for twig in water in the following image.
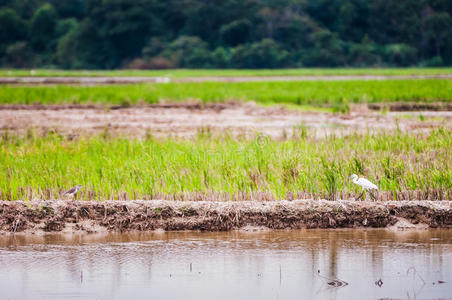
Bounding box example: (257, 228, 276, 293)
(280, 264, 282, 285)
(375, 278, 383, 287)
(407, 266, 425, 284)
(317, 270, 349, 288)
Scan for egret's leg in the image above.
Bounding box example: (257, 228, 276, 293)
(355, 191, 364, 201)
(369, 190, 377, 201)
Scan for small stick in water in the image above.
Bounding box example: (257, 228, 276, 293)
(317, 270, 349, 287)
(375, 279, 383, 287)
(407, 266, 425, 284)
(280, 264, 282, 285)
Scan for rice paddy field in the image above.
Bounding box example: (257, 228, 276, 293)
(0, 68, 451, 203)
(0, 129, 450, 201)
(1, 79, 451, 109)
(1, 67, 452, 78)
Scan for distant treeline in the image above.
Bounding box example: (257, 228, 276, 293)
(1, 0, 451, 69)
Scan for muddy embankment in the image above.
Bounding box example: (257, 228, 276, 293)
(1, 74, 452, 85)
(1, 200, 451, 234)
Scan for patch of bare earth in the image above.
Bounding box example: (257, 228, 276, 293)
(0, 200, 450, 234)
(388, 217, 429, 231)
(0, 102, 450, 139)
(1, 74, 452, 85)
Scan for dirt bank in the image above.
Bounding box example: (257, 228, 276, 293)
(1, 200, 451, 234)
(1, 102, 449, 139)
(368, 102, 452, 111)
(1, 74, 451, 85)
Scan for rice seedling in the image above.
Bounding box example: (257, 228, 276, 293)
(0, 129, 450, 201)
(0, 80, 450, 108)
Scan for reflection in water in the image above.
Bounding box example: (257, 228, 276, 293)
(0, 229, 451, 300)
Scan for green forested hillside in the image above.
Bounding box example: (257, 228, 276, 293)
(1, 0, 451, 69)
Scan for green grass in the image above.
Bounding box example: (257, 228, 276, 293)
(0, 129, 450, 201)
(0, 68, 451, 78)
(1, 80, 451, 108)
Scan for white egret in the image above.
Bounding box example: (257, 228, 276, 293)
(349, 174, 378, 201)
(63, 184, 83, 198)
(155, 77, 171, 83)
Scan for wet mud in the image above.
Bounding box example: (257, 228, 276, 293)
(368, 102, 452, 111)
(1, 200, 451, 234)
(1, 102, 450, 139)
(1, 74, 452, 85)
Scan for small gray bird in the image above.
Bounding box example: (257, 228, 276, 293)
(62, 184, 83, 198)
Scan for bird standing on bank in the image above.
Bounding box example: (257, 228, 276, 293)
(62, 184, 83, 199)
(349, 174, 378, 201)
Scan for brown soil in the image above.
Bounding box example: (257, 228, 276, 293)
(1, 102, 450, 139)
(1, 74, 451, 85)
(0, 200, 450, 234)
(387, 217, 429, 230)
(176, 74, 452, 82)
(369, 102, 452, 111)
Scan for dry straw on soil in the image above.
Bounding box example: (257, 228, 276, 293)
(1, 200, 451, 233)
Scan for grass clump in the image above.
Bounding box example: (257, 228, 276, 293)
(0, 129, 450, 201)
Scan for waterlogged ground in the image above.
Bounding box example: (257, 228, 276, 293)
(2, 74, 452, 84)
(0, 229, 451, 300)
(1, 102, 450, 138)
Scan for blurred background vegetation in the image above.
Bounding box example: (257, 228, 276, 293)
(0, 0, 451, 69)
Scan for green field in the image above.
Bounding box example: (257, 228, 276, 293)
(1, 68, 452, 78)
(1, 80, 451, 109)
(0, 129, 450, 201)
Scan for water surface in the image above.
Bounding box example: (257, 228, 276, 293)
(1, 229, 451, 300)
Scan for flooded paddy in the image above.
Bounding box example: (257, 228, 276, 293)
(1, 102, 450, 139)
(1, 74, 452, 85)
(1, 229, 451, 300)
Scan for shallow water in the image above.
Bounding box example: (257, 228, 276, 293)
(0, 229, 451, 300)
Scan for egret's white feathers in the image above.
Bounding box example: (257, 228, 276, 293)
(350, 174, 378, 190)
(356, 177, 378, 190)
